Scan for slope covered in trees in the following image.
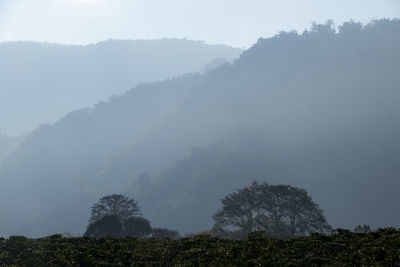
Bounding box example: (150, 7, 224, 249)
(121, 19, 400, 233)
(0, 39, 241, 135)
(1, 19, 400, 237)
(0, 75, 203, 236)
(0, 134, 23, 166)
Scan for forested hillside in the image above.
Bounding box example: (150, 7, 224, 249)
(119, 19, 400, 233)
(0, 134, 23, 166)
(1, 19, 399, 237)
(0, 39, 241, 136)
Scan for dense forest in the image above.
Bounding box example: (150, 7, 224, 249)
(0, 19, 400, 238)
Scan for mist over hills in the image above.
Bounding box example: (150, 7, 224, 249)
(1, 19, 399, 237)
(0, 39, 242, 136)
(0, 134, 24, 164)
(119, 19, 400, 233)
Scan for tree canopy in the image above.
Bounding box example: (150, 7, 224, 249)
(213, 181, 332, 238)
(89, 194, 141, 223)
(354, 224, 372, 233)
(124, 217, 152, 238)
(85, 194, 179, 238)
(151, 228, 180, 239)
(84, 215, 123, 238)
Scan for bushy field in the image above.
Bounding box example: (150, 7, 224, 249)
(1, 228, 399, 266)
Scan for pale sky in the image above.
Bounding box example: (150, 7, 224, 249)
(0, 0, 399, 48)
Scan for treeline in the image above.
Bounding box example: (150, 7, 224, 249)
(82, 181, 331, 240)
(1, 228, 399, 266)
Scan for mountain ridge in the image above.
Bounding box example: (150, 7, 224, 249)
(1, 19, 400, 236)
(0, 38, 242, 136)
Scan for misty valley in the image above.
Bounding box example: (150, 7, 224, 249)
(1, 19, 400, 265)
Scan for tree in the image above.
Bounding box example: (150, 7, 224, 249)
(212, 181, 331, 238)
(84, 215, 122, 237)
(124, 217, 152, 238)
(151, 228, 180, 239)
(354, 224, 371, 233)
(85, 194, 154, 238)
(89, 194, 141, 223)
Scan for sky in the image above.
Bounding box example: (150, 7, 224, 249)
(0, 0, 399, 48)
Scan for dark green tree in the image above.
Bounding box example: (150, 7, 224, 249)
(84, 215, 122, 237)
(89, 194, 141, 223)
(212, 181, 331, 238)
(86, 194, 154, 238)
(124, 217, 152, 238)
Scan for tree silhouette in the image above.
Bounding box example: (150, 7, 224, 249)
(354, 224, 372, 233)
(124, 217, 152, 238)
(151, 228, 180, 239)
(213, 181, 331, 238)
(89, 194, 141, 223)
(84, 215, 122, 237)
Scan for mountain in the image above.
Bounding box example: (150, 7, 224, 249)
(0, 134, 24, 165)
(0, 74, 203, 236)
(1, 19, 400, 237)
(0, 39, 242, 136)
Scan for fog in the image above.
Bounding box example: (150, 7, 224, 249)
(0, 19, 399, 237)
(0, 40, 241, 136)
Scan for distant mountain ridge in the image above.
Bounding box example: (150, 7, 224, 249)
(0, 39, 242, 136)
(0, 134, 24, 165)
(1, 19, 400, 237)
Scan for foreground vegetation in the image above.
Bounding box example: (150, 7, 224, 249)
(1, 228, 399, 266)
